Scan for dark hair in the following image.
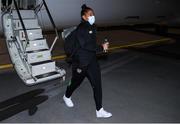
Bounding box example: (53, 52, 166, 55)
(81, 4, 93, 16)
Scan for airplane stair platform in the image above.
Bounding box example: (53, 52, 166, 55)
(1, 0, 66, 85)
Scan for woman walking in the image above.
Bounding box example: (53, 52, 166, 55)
(63, 4, 112, 118)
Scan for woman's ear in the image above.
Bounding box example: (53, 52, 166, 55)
(82, 15, 88, 21)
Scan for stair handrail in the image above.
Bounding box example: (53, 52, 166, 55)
(42, 0, 59, 38)
(35, 0, 60, 52)
(12, 0, 30, 51)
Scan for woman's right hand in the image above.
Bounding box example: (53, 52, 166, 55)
(102, 42, 109, 53)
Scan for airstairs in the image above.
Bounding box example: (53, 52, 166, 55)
(1, 0, 66, 85)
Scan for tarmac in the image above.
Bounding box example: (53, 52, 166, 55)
(0, 30, 180, 123)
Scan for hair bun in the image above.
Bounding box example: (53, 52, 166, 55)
(81, 4, 87, 10)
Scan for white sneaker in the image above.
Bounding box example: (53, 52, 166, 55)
(96, 108, 112, 118)
(63, 95, 74, 108)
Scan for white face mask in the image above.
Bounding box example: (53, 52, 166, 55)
(88, 16, 95, 25)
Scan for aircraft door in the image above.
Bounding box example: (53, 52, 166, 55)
(1, 0, 12, 6)
(15, 0, 36, 9)
(1, 0, 12, 11)
(1, 0, 36, 10)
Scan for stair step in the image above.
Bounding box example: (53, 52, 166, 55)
(13, 19, 40, 30)
(31, 60, 56, 77)
(35, 71, 60, 79)
(31, 60, 53, 66)
(27, 50, 51, 64)
(17, 29, 43, 41)
(25, 39, 49, 52)
(12, 10, 36, 19)
(26, 49, 49, 54)
(25, 71, 62, 85)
